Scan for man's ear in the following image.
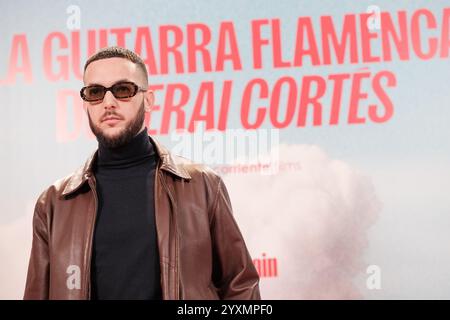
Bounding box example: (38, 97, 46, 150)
(144, 90, 154, 112)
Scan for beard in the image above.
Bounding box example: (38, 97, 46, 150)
(88, 101, 145, 149)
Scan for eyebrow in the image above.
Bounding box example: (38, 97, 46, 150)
(86, 79, 134, 87)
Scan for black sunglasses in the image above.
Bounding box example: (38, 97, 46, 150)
(80, 81, 147, 102)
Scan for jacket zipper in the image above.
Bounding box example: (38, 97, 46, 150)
(86, 176, 98, 300)
(159, 170, 180, 300)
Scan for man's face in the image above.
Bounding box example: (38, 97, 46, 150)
(83, 57, 153, 148)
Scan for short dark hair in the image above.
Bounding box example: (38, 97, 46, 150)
(84, 46, 148, 84)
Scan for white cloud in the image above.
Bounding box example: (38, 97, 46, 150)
(223, 144, 381, 299)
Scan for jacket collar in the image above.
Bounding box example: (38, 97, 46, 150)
(61, 135, 191, 197)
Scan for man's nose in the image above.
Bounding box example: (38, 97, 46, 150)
(103, 90, 117, 110)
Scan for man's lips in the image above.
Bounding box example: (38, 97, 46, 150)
(101, 116, 122, 125)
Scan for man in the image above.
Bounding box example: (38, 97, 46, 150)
(24, 46, 260, 300)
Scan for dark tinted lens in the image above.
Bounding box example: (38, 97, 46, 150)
(111, 82, 136, 99)
(84, 86, 105, 101)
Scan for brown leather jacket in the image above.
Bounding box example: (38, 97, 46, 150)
(24, 136, 260, 300)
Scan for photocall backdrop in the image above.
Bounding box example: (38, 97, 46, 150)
(0, 0, 449, 299)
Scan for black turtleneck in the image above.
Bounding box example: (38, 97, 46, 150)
(91, 128, 162, 300)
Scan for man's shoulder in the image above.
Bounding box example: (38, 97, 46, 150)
(33, 172, 76, 212)
(169, 153, 222, 184)
(36, 153, 94, 206)
(168, 154, 229, 208)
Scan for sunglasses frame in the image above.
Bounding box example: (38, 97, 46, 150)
(80, 81, 147, 102)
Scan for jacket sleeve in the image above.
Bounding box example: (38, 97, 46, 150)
(210, 177, 261, 300)
(23, 198, 50, 300)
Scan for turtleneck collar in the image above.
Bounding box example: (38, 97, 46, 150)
(97, 128, 155, 169)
